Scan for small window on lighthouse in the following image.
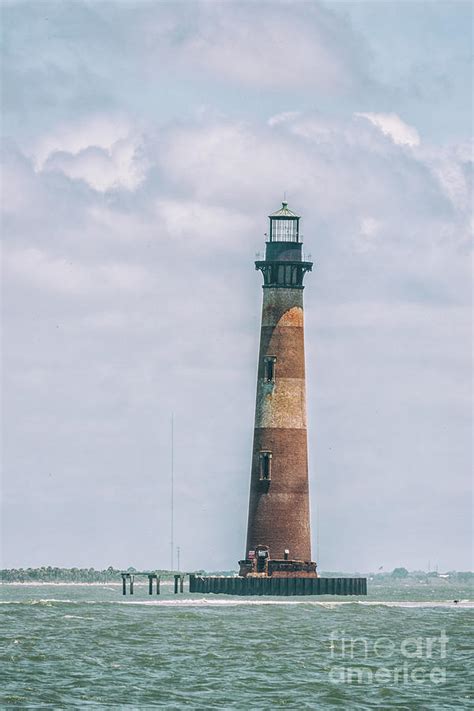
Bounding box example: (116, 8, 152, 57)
(259, 451, 272, 480)
(264, 356, 276, 383)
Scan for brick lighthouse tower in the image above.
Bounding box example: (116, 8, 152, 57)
(239, 202, 317, 578)
(188, 202, 367, 594)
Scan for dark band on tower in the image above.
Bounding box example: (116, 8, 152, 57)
(239, 202, 317, 578)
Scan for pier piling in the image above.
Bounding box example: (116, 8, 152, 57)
(174, 574, 185, 594)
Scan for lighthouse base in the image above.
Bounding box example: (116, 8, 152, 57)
(238, 558, 317, 578)
(189, 574, 367, 596)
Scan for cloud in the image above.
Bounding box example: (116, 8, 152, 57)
(161, 111, 453, 228)
(267, 112, 301, 128)
(354, 112, 421, 146)
(417, 140, 473, 213)
(42, 140, 145, 192)
(142, 2, 371, 93)
(155, 112, 470, 312)
(4, 247, 152, 295)
(31, 116, 148, 192)
(33, 116, 131, 169)
(353, 216, 382, 253)
(154, 198, 255, 251)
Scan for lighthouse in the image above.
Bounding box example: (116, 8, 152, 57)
(239, 202, 317, 578)
(188, 201, 367, 594)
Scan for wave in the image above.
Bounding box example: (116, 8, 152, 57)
(113, 598, 474, 608)
(1, 581, 175, 587)
(1, 598, 472, 608)
(1, 582, 123, 586)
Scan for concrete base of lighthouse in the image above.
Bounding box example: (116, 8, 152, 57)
(189, 574, 367, 596)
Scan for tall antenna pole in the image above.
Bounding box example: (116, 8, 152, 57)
(170, 413, 174, 571)
(316, 497, 320, 569)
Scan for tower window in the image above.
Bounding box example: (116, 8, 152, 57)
(259, 451, 272, 480)
(263, 356, 276, 383)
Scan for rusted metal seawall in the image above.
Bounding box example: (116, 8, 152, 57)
(245, 285, 312, 562)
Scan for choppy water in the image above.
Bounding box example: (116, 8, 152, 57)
(1, 581, 472, 709)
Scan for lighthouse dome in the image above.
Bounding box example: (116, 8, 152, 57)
(269, 201, 300, 219)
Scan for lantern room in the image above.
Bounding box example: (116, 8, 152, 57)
(257, 200, 312, 287)
(268, 202, 300, 242)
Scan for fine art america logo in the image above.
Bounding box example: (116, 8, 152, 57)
(328, 630, 448, 685)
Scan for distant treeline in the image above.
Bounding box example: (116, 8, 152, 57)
(326, 569, 473, 582)
(1, 567, 473, 583)
(368, 569, 473, 582)
(0, 567, 198, 583)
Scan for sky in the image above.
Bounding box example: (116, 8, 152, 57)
(1, 0, 472, 573)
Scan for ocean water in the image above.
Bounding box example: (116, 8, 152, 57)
(1, 581, 472, 709)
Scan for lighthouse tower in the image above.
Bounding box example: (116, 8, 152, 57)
(239, 202, 317, 578)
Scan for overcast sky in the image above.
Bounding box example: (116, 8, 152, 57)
(2, 0, 472, 573)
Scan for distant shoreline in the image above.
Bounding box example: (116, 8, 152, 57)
(0, 568, 202, 584)
(2, 568, 472, 585)
(1, 581, 176, 587)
